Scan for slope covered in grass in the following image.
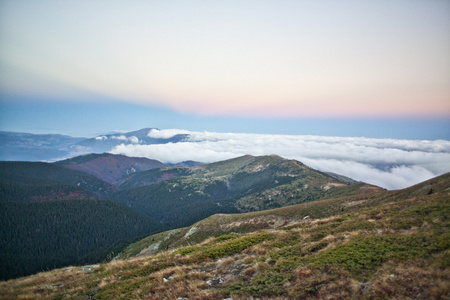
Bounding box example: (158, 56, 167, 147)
(2, 173, 448, 299)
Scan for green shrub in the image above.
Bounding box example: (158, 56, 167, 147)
(270, 232, 301, 249)
(174, 246, 202, 256)
(310, 233, 448, 281)
(242, 270, 293, 297)
(214, 232, 240, 242)
(200, 233, 271, 259)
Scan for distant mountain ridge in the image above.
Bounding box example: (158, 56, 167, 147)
(0, 131, 85, 161)
(75, 128, 189, 154)
(0, 128, 189, 162)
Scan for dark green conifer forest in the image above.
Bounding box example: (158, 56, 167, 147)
(0, 199, 160, 280)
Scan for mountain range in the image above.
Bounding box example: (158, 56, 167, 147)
(0, 152, 368, 280)
(0, 128, 187, 162)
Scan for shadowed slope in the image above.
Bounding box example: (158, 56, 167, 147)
(0, 161, 115, 197)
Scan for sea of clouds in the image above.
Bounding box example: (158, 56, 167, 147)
(110, 129, 450, 190)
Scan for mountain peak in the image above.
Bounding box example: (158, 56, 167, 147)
(56, 153, 166, 184)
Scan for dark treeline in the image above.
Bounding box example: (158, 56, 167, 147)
(0, 199, 161, 280)
(0, 181, 97, 202)
(113, 178, 238, 229)
(0, 161, 115, 197)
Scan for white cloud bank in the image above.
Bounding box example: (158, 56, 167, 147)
(147, 129, 190, 139)
(111, 129, 450, 190)
(96, 135, 140, 143)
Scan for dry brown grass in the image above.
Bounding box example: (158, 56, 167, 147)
(0, 264, 99, 300)
(216, 257, 235, 267)
(368, 260, 450, 300)
(140, 265, 218, 299)
(286, 266, 360, 300)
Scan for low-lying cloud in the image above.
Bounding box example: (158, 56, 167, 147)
(147, 129, 190, 139)
(111, 129, 450, 190)
(96, 135, 140, 144)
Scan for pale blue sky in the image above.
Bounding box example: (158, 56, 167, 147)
(1, 0, 449, 139)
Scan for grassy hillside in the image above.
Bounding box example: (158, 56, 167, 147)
(119, 183, 384, 258)
(0, 199, 161, 281)
(116, 166, 193, 189)
(2, 173, 448, 299)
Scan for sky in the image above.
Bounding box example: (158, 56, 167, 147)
(0, 0, 449, 138)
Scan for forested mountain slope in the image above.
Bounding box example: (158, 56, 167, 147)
(0, 181, 97, 203)
(0, 161, 115, 197)
(0, 199, 161, 280)
(111, 155, 375, 229)
(0, 161, 161, 281)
